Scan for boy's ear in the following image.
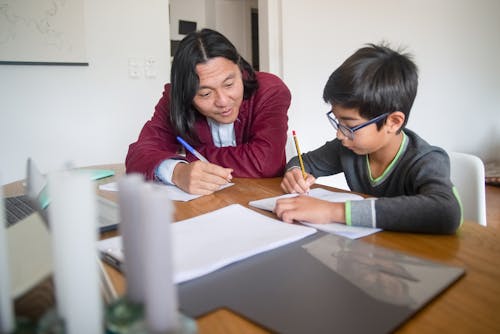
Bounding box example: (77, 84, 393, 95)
(386, 111, 405, 133)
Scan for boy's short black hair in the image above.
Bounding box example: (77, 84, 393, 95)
(323, 43, 418, 131)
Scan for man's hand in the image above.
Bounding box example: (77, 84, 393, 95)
(172, 161, 233, 195)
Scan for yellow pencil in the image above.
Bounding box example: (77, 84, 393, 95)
(292, 130, 307, 179)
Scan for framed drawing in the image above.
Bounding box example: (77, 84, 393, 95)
(0, 0, 88, 66)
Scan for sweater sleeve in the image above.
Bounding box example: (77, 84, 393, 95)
(348, 150, 462, 234)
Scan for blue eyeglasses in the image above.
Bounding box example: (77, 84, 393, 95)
(326, 111, 389, 140)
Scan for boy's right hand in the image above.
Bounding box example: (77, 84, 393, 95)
(280, 167, 315, 194)
(172, 161, 233, 195)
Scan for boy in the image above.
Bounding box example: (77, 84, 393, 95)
(275, 44, 461, 234)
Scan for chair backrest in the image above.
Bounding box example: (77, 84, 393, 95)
(449, 152, 487, 226)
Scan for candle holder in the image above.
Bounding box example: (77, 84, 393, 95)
(105, 296, 144, 334)
(36, 308, 65, 334)
(4, 317, 36, 334)
(105, 296, 197, 334)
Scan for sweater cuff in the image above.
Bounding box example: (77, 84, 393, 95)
(286, 165, 301, 173)
(349, 199, 377, 228)
(155, 159, 187, 185)
(345, 201, 352, 226)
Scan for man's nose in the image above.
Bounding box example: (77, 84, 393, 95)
(214, 91, 229, 107)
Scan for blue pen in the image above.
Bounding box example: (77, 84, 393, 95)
(176, 136, 209, 162)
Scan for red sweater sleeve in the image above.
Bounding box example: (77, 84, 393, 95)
(125, 72, 291, 179)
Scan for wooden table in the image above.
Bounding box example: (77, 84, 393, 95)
(4, 164, 500, 333)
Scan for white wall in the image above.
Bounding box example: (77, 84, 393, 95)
(213, 0, 254, 63)
(281, 0, 500, 164)
(170, 0, 255, 65)
(2, 0, 499, 184)
(170, 0, 208, 40)
(0, 0, 170, 184)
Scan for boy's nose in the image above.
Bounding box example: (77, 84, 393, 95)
(336, 128, 347, 140)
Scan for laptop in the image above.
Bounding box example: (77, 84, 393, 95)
(1, 160, 119, 300)
(4, 158, 120, 232)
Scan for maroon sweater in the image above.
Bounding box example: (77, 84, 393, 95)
(125, 72, 291, 180)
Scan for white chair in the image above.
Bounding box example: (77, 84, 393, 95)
(449, 152, 487, 226)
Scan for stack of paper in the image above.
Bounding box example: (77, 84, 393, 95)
(98, 204, 316, 283)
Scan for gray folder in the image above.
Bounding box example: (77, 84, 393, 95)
(178, 232, 464, 334)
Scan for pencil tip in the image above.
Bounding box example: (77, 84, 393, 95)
(292, 130, 296, 136)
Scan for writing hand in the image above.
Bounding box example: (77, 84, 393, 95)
(172, 160, 233, 195)
(280, 167, 315, 194)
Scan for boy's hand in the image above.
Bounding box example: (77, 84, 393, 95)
(274, 196, 345, 224)
(172, 160, 233, 195)
(280, 167, 315, 194)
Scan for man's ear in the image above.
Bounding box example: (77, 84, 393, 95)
(386, 111, 405, 133)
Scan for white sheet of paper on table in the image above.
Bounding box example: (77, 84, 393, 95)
(98, 204, 316, 284)
(249, 188, 381, 239)
(99, 182, 233, 202)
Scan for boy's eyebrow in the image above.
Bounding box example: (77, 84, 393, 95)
(333, 111, 359, 121)
(338, 115, 358, 121)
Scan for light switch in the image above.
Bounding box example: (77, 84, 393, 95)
(128, 58, 142, 79)
(144, 57, 157, 78)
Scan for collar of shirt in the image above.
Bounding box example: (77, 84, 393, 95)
(207, 117, 236, 147)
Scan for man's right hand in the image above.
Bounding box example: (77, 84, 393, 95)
(172, 161, 233, 195)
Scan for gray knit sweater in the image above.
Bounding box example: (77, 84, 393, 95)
(286, 129, 462, 234)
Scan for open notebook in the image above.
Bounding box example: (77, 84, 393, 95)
(249, 187, 381, 239)
(98, 204, 316, 283)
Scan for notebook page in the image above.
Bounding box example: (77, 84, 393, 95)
(249, 188, 381, 239)
(98, 204, 316, 283)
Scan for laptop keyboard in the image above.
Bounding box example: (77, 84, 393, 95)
(3, 195, 119, 232)
(4, 195, 36, 227)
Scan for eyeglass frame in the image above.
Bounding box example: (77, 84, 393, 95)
(326, 111, 390, 140)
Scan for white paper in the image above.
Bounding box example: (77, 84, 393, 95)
(302, 222, 381, 239)
(249, 188, 363, 211)
(98, 204, 316, 284)
(249, 188, 381, 239)
(99, 181, 234, 202)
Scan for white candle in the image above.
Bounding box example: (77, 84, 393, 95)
(141, 183, 178, 333)
(48, 171, 103, 334)
(0, 178, 15, 333)
(117, 174, 145, 303)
